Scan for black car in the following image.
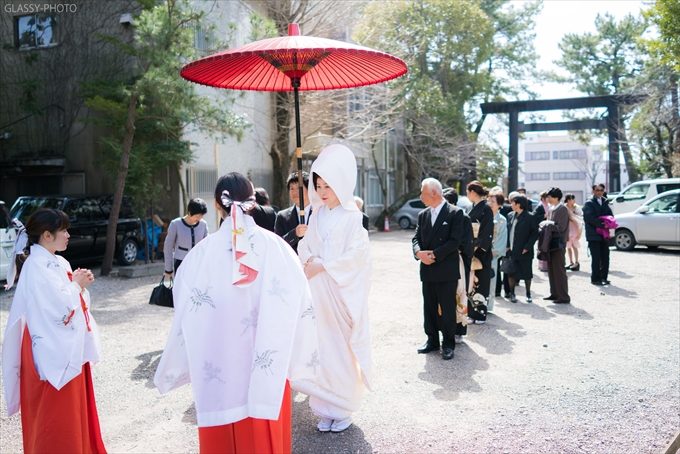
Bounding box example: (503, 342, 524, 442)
(10, 195, 144, 266)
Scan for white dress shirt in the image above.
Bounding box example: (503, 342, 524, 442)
(430, 199, 446, 226)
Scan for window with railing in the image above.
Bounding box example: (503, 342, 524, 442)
(553, 171, 586, 180)
(15, 14, 57, 50)
(367, 170, 383, 206)
(526, 172, 550, 181)
(526, 151, 550, 161)
(552, 149, 586, 160)
(187, 167, 218, 196)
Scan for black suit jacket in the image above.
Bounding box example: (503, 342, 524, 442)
(274, 205, 304, 252)
(252, 205, 276, 232)
(507, 211, 539, 260)
(583, 197, 613, 242)
(412, 202, 464, 282)
(468, 200, 494, 253)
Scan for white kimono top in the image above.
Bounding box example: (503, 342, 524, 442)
(153, 216, 318, 427)
(2, 244, 101, 416)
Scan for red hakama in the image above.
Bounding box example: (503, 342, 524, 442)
(19, 327, 106, 454)
(198, 382, 292, 454)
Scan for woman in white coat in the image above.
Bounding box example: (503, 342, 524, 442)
(294, 144, 372, 433)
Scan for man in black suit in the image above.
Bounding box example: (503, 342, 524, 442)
(274, 172, 311, 253)
(412, 178, 464, 360)
(582, 183, 614, 285)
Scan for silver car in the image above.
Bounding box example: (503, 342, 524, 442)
(393, 195, 472, 229)
(614, 189, 680, 251)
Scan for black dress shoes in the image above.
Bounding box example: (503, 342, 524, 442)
(591, 281, 604, 286)
(417, 342, 440, 354)
(554, 299, 571, 304)
(441, 347, 454, 360)
(543, 295, 557, 300)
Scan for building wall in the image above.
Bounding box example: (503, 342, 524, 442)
(520, 135, 608, 205)
(0, 1, 138, 204)
(181, 0, 274, 232)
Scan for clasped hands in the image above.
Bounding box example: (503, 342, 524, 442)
(416, 250, 436, 265)
(73, 268, 95, 289)
(303, 257, 324, 279)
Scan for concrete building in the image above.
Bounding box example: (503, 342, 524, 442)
(519, 135, 623, 204)
(0, 0, 139, 202)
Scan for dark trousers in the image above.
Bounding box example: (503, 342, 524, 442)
(495, 258, 511, 296)
(548, 248, 570, 302)
(422, 280, 458, 349)
(473, 248, 493, 298)
(588, 240, 610, 283)
(174, 259, 183, 272)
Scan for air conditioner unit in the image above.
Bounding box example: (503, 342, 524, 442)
(120, 13, 133, 25)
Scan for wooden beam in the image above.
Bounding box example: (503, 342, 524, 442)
(481, 94, 646, 114)
(518, 119, 608, 132)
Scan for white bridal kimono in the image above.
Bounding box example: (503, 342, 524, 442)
(154, 214, 318, 427)
(2, 244, 101, 415)
(294, 144, 372, 420)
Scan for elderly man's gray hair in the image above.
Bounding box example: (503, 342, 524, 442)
(421, 178, 443, 195)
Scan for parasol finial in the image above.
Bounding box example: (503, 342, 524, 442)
(288, 23, 301, 36)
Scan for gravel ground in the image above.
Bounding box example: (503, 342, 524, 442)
(1, 230, 678, 453)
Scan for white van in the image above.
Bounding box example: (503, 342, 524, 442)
(609, 178, 680, 215)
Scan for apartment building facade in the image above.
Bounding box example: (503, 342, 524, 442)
(519, 135, 620, 204)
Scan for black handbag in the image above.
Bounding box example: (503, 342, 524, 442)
(149, 277, 174, 308)
(468, 293, 488, 322)
(499, 256, 516, 275)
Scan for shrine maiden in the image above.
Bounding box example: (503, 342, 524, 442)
(2, 208, 106, 453)
(154, 172, 317, 453)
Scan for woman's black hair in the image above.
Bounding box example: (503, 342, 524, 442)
(16, 208, 70, 278)
(214, 172, 255, 214)
(312, 172, 321, 189)
(512, 195, 529, 211)
(466, 180, 489, 197)
(547, 187, 563, 201)
(254, 188, 270, 205)
(187, 198, 208, 216)
(443, 188, 458, 205)
(564, 193, 576, 202)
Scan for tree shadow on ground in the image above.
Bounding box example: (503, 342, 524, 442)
(417, 346, 488, 402)
(131, 349, 163, 388)
(292, 394, 373, 454)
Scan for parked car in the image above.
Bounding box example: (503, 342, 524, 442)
(393, 195, 472, 229)
(9, 195, 144, 266)
(609, 178, 680, 215)
(614, 189, 680, 251)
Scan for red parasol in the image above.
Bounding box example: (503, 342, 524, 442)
(180, 23, 407, 221)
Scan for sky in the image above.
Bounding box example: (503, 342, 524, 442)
(528, 0, 648, 100)
(482, 0, 648, 145)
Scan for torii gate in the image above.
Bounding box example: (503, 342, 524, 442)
(480, 95, 645, 193)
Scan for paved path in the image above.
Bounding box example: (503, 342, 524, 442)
(1, 230, 678, 453)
